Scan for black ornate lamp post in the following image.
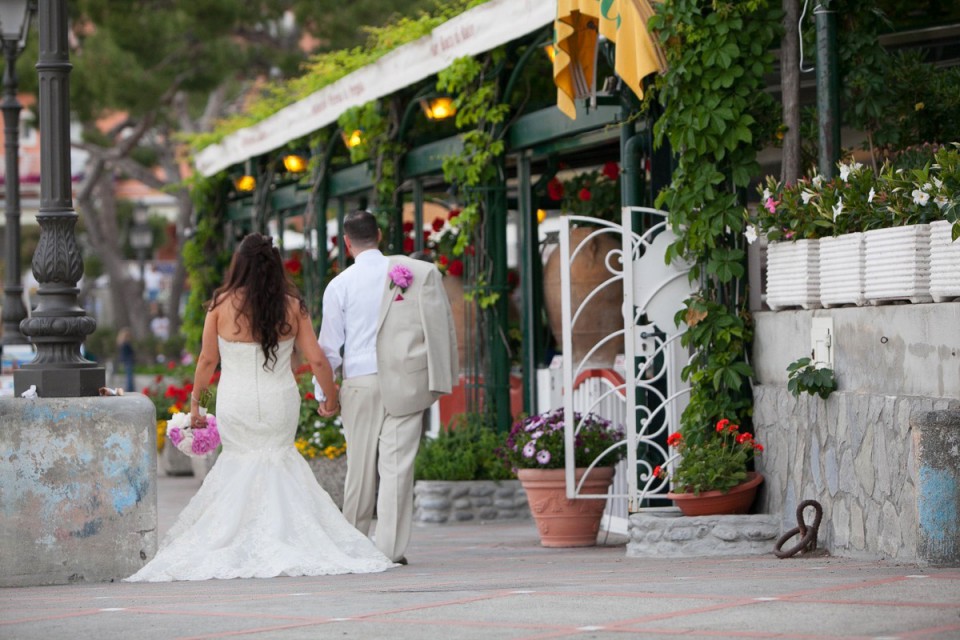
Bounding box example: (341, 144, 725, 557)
(15, 0, 104, 397)
(0, 0, 32, 348)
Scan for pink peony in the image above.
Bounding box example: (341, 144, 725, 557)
(168, 427, 184, 447)
(388, 265, 413, 291)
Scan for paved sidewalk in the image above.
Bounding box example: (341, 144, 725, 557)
(2, 474, 959, 639)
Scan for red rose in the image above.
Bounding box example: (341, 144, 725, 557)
(402, 221, 414, 232)
(423, 230, 431, 242)
(403, 237, 414, 253)
(578, 188, 592, 201)
(438, 255, 449, 266)
(547, 178, 564, 201)
(448, 259, 464, 277)
(305, 392, 315, 401)
(602, 161, 619, 181)
(432, 217, 445, 232)
(283, 257, 302, 275)
(448, 208, 461, 220)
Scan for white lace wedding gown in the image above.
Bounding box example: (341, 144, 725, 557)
(126, 337, 395, 582)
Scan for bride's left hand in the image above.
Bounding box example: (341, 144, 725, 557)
(190, 412, 205, 428)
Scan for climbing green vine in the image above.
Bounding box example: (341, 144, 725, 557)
(649, 0, 781, 443)
(337, 101, 401, 209)
(436, 51, 509, 307)
(181, 174, 232, 354)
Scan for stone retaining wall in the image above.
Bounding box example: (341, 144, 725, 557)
(754, 385, 958, 563)
(414, 480, 529, 524)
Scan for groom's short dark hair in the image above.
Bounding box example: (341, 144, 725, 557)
(343, 210, 379, 248)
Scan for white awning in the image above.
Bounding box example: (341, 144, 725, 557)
(195, 0, 555, 177)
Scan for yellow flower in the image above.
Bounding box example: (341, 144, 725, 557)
(156, 420, 167, 452)
(169, 404, 181, 415)
(915, 102, 925, 111)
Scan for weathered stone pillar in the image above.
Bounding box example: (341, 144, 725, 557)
(912, 410, 960, 566)
(0, 396, 157, 586)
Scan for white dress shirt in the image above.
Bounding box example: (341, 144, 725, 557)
(315, 249, 388, 398)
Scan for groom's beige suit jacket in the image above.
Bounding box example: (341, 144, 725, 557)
(374, 255, 458, 416)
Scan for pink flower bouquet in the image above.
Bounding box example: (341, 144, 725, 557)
(166, 411, 221, 458)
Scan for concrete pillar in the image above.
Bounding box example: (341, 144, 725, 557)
(912, 409, 960, 566)
(0, 395, 157, 586)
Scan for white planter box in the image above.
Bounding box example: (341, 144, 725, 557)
(819, 233, 866, 308)
(864, 224, 932, 304)
(929, 220, 960, 303)
(766, 239, 820, 310)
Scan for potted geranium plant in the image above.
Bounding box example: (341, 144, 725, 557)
(658, 419, 764, 517)
(498, 408, 625, 547)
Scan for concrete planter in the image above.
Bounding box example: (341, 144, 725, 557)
(766, 240, 820, 310)
(929, 220, 960, 303)
(308, 455, 347, 510)
(864, 224, 932, 304)
(414, 479, 529, 524)
(819, 232, 866, 307)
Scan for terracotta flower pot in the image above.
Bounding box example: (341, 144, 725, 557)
(517, 466, 614, 547)
(667, 472, 763, 517)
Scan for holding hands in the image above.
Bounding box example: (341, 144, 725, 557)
(317, 385, 340, 418)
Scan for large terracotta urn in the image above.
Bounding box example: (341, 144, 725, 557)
(543, 226, 624, 367)
(442, 274, 474, 373)
(518, 466, 614, 547)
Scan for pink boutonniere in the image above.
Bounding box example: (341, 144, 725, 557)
(388, 264, 413, 294)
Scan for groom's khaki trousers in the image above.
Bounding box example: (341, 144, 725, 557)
(340, 374, 422, 562)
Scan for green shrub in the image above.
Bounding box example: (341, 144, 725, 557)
(415, 413, 514, 481)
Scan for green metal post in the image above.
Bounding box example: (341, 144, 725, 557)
(517, 151, 538, 414)
(816, 1, 840, 179)
(336, 197, 347, 271)
(413, 179, 424, 253)
(485, 162, 511, 430)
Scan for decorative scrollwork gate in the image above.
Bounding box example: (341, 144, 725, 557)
(560, 207, 693, 511)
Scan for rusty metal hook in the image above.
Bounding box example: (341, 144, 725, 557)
(774, 499, 823, 559)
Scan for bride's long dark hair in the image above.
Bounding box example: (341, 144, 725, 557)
(209, 233, 305, 370)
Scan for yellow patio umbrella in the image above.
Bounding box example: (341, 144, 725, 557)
(554, 0, 667, 119)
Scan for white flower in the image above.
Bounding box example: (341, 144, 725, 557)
(912, 189, 930, 207)
(801, 190, 815, 205)
(934, 195, 949, 210)
(762, 188, 772, 202)
(923, 182, 932, 191)
(744, 225, 758, 245)
(868, 187, 875, 203)
(812, 175, 824, 188)
(839, 164, 851, 182)
(530, 430, 543, 440)
(832, 197, 843, 220)
(933, 177, 943, 190)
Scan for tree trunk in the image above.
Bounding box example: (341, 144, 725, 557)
(781, 0, 801, 184)
(158, 141, 193, 338)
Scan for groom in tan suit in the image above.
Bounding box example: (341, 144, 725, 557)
(318, 210, 457, 563)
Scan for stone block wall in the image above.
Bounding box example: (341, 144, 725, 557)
(753, 385, 958, 563)
(414, 480, 529, 524)
(627, 510, 780, 557)
(0, 396, 157, 586)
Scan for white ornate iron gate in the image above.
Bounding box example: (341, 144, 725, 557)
(560, 207, 693, 511)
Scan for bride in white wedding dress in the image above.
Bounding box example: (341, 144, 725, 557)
(126, 234, 396, 582)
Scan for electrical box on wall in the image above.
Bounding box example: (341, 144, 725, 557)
(811, 317, 835, 368)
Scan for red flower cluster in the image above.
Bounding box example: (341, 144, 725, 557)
(547, 177, 564, 201)
(283, 256, 302, 276)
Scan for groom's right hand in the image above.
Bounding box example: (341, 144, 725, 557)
(317, 388, 340, 418)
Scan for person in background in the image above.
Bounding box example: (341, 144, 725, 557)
(116, 328, 136, 392)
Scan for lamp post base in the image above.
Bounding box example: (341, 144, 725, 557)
(14, 365, 105, 398)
